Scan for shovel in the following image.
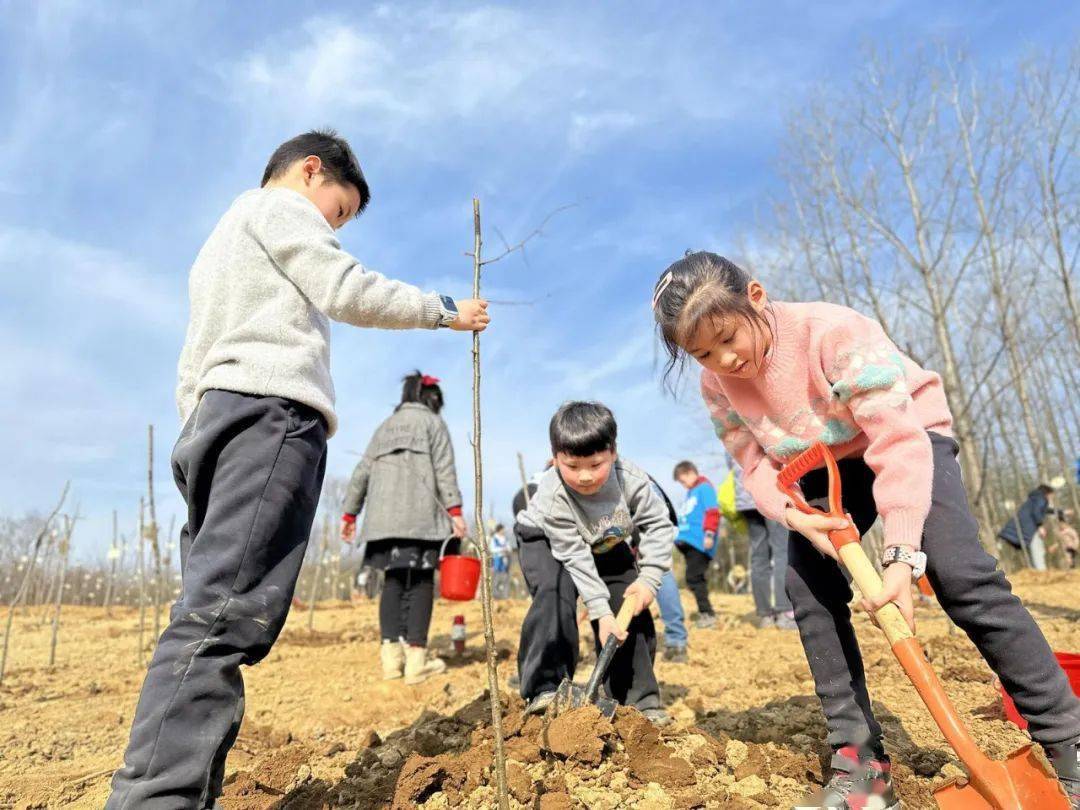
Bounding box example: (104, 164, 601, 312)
(777, 442, 1069, 810)
(551, 593, 640, 720)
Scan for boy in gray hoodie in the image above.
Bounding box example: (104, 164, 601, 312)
(107, 130, 489, 809)
(515, 402, 674, 723)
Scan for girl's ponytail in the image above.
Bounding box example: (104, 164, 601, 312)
(400, 370, 445, 414)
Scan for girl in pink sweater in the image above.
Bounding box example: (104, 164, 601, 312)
(652, 252, 1080, 810)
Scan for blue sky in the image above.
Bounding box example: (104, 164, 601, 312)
(1, 1, 1076, 560)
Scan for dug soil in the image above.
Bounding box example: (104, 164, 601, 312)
(1, 570, 1077, 808)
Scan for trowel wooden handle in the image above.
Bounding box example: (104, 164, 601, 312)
(615, 593, 640, 632)
(836, 541, 914, 645)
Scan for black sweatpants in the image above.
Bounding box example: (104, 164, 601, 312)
(788, 431, 1080, 752)
(516, 530, 660, 711)
(380, 568, 435, 646)
(679, 544, 715, 616)
(107, 390, 327, 809)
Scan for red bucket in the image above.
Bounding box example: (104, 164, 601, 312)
(1000, 652, 1080, 729)
(439, 538, 481, 601)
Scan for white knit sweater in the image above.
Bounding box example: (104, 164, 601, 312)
(176, 187, 446, 436)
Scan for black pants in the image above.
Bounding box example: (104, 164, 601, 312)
(380, 568, 435, 646)
(787, 431, 1080, 752)
(107, 390, 327, 809)
(516, 529, 660, 710)
(679, 544, 715, 616)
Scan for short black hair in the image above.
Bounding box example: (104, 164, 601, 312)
(399, 370, 444, 414)
(673, 460, 698, 479)
(261, 129, 371, 215)
(549, 401, 617, 457)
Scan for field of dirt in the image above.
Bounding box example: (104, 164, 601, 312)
(0, 569, 1077, 809)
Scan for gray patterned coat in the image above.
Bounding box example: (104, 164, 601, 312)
(343, 403, 462, 543)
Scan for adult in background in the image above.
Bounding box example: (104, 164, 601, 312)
(998, 476, 1068, 570)
(341, 372, 465, 684)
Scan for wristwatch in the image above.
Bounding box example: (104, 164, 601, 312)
(437, 295, 458, 328)
(881, 546, 927, 580)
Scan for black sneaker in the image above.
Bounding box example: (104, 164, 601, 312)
(1047, 742, 1080, 810)
(663, 645, 688, 663)
(794, 746, 899, 810)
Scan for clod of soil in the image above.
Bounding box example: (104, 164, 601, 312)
(543, 705, 613, 765)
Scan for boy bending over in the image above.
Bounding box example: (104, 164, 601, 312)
(515, 401, 673, 724)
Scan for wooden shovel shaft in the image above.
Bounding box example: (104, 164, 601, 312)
(837, 529, 1026, 809)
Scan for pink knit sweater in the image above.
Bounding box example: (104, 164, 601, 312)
(700, 301, 953, 551)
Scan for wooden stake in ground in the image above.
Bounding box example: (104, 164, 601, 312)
(468, 198, 510, 810)
(516, 452, 531, 508)
(307, 515, 329, 632)
(137, 497, 147, 666)
(48, 515, 75, 668)
(0, 482, 69, 685)
(147, 425, 164, 643)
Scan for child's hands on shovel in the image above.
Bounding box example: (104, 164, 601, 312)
(785, 508, 852, 560)
(597, 614, 628, 647)
(862, 561, 916, 634)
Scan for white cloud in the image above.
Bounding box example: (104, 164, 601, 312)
(0, 226, 184, 331)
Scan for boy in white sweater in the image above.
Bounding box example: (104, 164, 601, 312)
(107, 130, 488, 809)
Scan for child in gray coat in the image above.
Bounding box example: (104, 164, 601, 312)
(341, 372, 464, 684)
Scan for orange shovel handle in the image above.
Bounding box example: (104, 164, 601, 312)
(779, 445, 1055, 810)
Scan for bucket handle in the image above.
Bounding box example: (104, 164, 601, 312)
(440, 535, 480, 561)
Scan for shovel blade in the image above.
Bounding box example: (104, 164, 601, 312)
(551, 678, 618, 720)
(932, 746, 1069, 810)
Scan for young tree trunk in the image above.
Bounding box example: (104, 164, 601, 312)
(147, 425, 164, 644)
(516, 452, 531, 509)
(307, 516, 329, 632)
(48, 517, 74, 668)
(137, 497, 147, 666)
(471, 198, 509, 810)
(0, 482, 69, 686)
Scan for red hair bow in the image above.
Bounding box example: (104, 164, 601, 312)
(421, 374, 441, 387)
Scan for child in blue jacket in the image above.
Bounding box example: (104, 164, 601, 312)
(673, 460, 720, 628)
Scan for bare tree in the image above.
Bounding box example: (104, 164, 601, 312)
(0, 482, 69, 685)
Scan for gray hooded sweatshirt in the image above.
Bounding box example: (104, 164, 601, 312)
(176, 187, 448, 436)
(343, 403, 462, 543)
(516, 458, 674, 620)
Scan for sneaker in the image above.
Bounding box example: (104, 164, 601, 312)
(525, 691, 557, 715)
(794, 746, 898, 810)
(380, 640, 404, 680)
(641, 707, 674, 727)
(776, 611, 798, 631)
(404, 645, 446, 685)
(663, 645, 688, 663)
(695, 613, 717, 629)
(1047, 742, 1080, 809)
(757, 614, 777, 629)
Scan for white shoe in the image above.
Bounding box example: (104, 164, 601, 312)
(404, 645, 447, 685)
(381, 640, 405, 680)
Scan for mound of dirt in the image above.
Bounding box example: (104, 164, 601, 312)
(262, 689, 835, 808)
